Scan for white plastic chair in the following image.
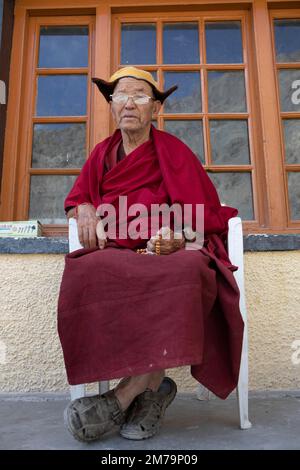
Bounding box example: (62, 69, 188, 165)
(228, 217, 252, 429)
(68, 216, 252, 429)
(197, 217, 252, 429)
(229, 217, 252, 429)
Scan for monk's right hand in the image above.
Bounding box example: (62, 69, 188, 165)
(77, 204, 107, 250)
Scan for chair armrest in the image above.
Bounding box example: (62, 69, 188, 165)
(228, 217, 243, 268)
(69, 218, 83, 253)
(228, 216, 247, 323)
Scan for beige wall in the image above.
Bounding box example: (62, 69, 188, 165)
(0, 252, 299, 393)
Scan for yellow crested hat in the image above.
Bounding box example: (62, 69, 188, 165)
(92, 66, 177, 103)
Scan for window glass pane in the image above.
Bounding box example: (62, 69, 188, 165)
(208, 172, 254, 220)
(274, 19, 300, 63)
(0, 0, 3, 48)
(287, 172, 300, 220)
(29, 175, 77, 224)
(31, 123, 86, 168)
(163, 23, 199, 64)
(164, 120, 204, 163)
(121, 24, 156, 64)
(278, 69, 300, 112)
(205, 21, 243, 64)
(164, 72, 201, 113)
(208, 71, 246, 113)
(283, 120, 300, 164)
(36, 75, 87, 116)
(210, 120, 250, 164)
(151, 70, 157, 81)
(38, 26, 88, 68)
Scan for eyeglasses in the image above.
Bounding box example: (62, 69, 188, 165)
(109, 92, 154, 105)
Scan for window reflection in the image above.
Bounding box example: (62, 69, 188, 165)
(38, 26, 89, 68)
(287, 172, 300, 219)
(32, 123, 86, 168)
(274, 19, 300, 63)
(121, 24, 156, 64)
(210, 120, 250, 164)
(163, 23, 199, 64)
(283, 120, 300, 164)
(151, 71, 157, 81)
(205, 21, 243, 64)
(278, 69, 300, 112)
(208, 172, 254, 220)
(164, 72, 201, 113)
(164, 120, 204, 162)
(36, 75, 87, 116)
(208, 71, 247, 113)
(0, 0, 3, 48)
(29, 175, 77, 224)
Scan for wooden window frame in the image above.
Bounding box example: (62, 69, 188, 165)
(24, 15, 94, 235)
(0, 0, 15, 189)
(0, 0, 299, 236)
(269, 8, 300, 229)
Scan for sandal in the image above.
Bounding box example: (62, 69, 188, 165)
(64, 389, 126, 442)
(120, 377, 177, 440)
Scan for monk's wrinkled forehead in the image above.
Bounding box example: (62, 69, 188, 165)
(114, 77, 153, 95)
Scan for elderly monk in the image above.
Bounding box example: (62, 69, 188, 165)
(58, 66, 244, 443)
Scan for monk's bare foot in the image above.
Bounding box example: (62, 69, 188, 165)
(114, 370, 165, 411)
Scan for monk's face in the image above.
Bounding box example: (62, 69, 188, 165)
(110, 77, 161, 133)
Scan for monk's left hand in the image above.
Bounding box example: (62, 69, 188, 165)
(148, 227, 185, 255)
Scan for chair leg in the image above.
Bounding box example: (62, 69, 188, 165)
(70, 382, 109, 400)
(70, 384, 85, 401)
(237, 330, 252, 429)
(237, 385, 252, 429)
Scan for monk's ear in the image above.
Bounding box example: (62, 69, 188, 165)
(109, 101, 115, 117)
(152, 100, 161, 116)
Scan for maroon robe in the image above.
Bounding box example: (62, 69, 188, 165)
(58, 126, 244, 399)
